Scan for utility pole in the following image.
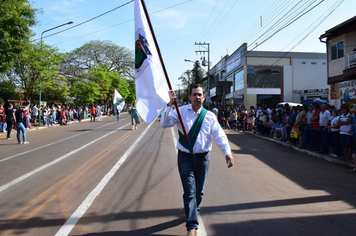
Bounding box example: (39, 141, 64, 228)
(195, 42, 210, 101)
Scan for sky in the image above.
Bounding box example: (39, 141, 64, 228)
(30, 0, 356, 91)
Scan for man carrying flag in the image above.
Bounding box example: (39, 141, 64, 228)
(113, 89, 125, 121)
(161, 85, 234, 236)
(134, 0, 170, 124)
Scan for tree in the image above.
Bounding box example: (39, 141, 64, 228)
(0, 77, 17, 103)
(178, 61, 206, 103)
(60, 40, 135, 80)
(0, 0, 38, 73)
(7, 41, 65, 103)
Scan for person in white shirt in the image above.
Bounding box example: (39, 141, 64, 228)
(319, 104, 332, 154)
(160, 85, 234, 236)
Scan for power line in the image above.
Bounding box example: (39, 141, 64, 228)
(205, 0, 240, 40)
(32, 0, 134, 42)
(48, 0, 194, 46)
(200, 0, 231, 41)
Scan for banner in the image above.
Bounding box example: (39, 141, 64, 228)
(113, 89, 125, 112)
(134, 0, 169, 123)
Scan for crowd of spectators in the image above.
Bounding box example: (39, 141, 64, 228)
(210, 102, 356, 172)
(0, 102, 119, 139)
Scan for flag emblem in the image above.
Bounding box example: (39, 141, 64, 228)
(135, 33, 152, 70)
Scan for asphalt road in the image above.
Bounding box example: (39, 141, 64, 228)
(0, 114, 355, 236)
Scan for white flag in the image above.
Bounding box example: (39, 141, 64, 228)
(113, 89, 125, 112)
(134, 0, 169, 123)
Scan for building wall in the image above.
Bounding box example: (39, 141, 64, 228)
(328, 34, 345, 78)
(292, 58, 328, 91)
(246, 57, 290, 66)
(345, 31, 356, 53)
(282, 66, 292, 102)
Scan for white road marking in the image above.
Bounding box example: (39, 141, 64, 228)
(170, 127, 207, 236)
(55, 119, 156, 236)
(0, 120, 123, 163)
(0, 122, 131, 193)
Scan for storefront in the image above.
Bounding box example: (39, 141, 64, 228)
(330, 80, 356, 107)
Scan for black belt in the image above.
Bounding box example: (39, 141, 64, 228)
(178, 150, 208, 157)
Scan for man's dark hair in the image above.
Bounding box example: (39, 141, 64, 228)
(189, 84, 203, 95)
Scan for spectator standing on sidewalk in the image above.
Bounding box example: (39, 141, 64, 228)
(5, 103, 15, 140)
(350, 106, 356, 172)
(23, 106, 29, 129)
(223, 107, 231, 130)
(311, 105, 321, 151)
(319, 104, 333, 154)
(0, 104, 5, 132)
(247, 106, 255, 131)
(338, 106, 353, 161)
(15, 105, 29, 144)
(32, 104, 38, 126)
(289, 107, 298, 143)
(328, 109, 341, 158)
(302, 104, 315, 149)
(294, 107, 306, 147)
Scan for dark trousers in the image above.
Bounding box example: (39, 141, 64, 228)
(311, 128, 321, 150)
(6, 121, 13, 138)
(302, 124, 313, 148)
(331, 131, 342, 156)
(320, 127, 329, 153)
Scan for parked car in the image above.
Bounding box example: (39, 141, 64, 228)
(276, 102, 303, 111)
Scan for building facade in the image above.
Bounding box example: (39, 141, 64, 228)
(319, 15, 356, 107)
(208, 43, 328, 108)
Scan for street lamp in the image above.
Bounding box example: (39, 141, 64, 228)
(39, 21, 73, 126)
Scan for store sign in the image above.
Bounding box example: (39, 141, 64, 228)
(330, 80, 356, 100)
(226, 52, 241, 73)
(302, 89, 328, 100)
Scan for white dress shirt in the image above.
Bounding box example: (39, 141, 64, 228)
(160, 104, 231, 156)
(319, 110, 332, 126)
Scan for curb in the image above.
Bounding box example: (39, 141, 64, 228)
(244, 131, 355, 169)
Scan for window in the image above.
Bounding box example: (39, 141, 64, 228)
(247, 67, 281, 88)
(331, 41, 344, 60)
(302, 62, 306, 64)
(311, 62, 317, 65)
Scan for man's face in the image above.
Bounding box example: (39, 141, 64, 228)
(189, 87, 205, 107)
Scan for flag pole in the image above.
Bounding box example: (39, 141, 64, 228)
(139, 0, 190, 143)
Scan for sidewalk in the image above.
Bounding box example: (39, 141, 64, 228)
(243, 131, 355, 169)
(0, 116, 106, 137)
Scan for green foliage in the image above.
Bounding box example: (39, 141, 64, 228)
(0, 78, 17, 102)
(70, 81, 101, 105)
(61, 40, 134, 79)
(0, 0, 38, 73)
(7, 41, 64, 103)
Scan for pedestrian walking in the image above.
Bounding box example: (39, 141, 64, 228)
(15, 105, 29, 144)
(90, 105, 96, 122)
(130, 103, 140, 130)
(160, 85, 234, 236)
(98, 107, 103, 122)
